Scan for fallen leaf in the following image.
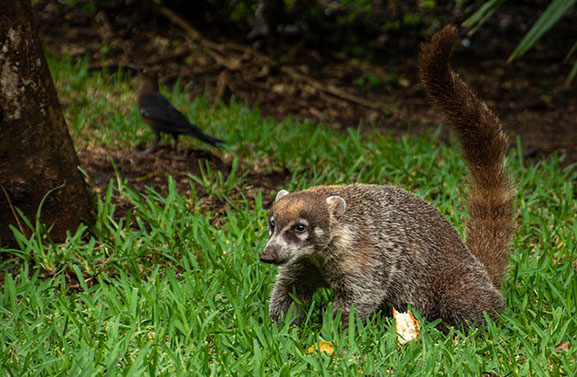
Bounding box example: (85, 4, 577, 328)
(393, 308, 420, 344)
(224, 56, 242, 70)
(555, 341, 571, 353)
(397, 77, 410, 87)
(272, 84, 287, 93)
(307, 341, 335, 355)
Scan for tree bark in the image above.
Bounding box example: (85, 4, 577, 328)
(0, 0, 93, 245)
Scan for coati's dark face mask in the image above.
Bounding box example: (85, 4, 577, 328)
(259, 190, 346, 265)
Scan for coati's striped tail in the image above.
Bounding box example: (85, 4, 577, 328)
(418, 25, 516, 290)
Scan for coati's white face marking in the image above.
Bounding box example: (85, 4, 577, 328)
(268, 216, 275, 237)
(259, 189, 347, 266)
(263, 217, 314, 265)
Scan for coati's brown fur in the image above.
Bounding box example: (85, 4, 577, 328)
(260, 25, 516, 329)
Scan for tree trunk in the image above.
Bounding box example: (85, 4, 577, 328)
(0, 0, 93, 246)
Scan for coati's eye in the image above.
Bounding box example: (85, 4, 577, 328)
(269, 219, 275, 231)
(294, 224, 307, 233)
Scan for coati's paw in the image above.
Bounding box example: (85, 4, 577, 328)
(269, 299, 300, 326)
(332, 306, 357, 330)
(269, 312, 281, 326)
(268, 305, 284, 326)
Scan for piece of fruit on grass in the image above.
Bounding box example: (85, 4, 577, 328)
(393, 308, 420, 344)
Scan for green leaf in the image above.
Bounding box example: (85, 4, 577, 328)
(509, 0, 577, 61)
(565, 40, 577, 83)
(567, 59, 577, 83)
(463, 0, 506, 34)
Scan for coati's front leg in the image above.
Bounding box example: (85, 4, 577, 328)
(331, 280, 389, 329)
(269, 261, 327, 325)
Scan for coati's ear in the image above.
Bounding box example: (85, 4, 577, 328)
(275, 190, 289, 202)
(326, 196, 346, 222)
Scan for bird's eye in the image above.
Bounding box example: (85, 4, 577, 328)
(295, 224, 306, 233)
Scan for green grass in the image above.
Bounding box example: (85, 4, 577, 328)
(1, 55, 576, 376)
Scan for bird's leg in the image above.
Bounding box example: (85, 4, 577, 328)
(164, 134, 189, 161)
(171, 134, 179, 152)
(143, 132, 161, 154)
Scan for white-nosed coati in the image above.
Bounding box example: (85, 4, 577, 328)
(259, 25, 516, 330)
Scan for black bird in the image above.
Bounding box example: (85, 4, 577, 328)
(136, 69, 225, 153)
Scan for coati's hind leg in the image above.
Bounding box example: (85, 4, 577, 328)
(437, 270, 505, 330)
(269, 261, 327, 325)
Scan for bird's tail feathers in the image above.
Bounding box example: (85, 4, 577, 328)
(188, 128, 226, 147)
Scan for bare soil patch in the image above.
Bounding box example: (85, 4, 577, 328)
(78, 145, 291, 217)
(79, 146, 227, 193)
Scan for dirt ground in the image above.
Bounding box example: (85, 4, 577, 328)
(35, 1, 577, 199)
(81, 145, 291, 217)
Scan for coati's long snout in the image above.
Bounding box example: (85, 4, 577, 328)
(259, 241, 289, 265)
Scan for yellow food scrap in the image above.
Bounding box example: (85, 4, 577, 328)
(393, 308, 421, 344)
(307, 341, 335, 355)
